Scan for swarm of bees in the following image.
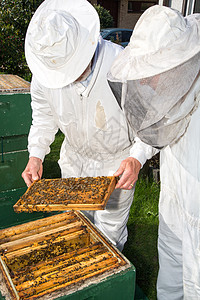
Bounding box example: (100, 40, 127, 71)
(14, 176, 118, 213)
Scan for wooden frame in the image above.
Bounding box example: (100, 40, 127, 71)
(0, 211, 131, 300)
(13, 176, 117, 212)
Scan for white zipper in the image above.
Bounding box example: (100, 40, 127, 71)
(80, 93, 87, 153)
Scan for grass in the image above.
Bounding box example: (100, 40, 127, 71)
(123, 178, 159, 300)
(43, 131, 160, 300)
(43, 132, 64, 179)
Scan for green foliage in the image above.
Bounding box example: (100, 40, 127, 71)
(0, 0, 42, 80)
(43, 131, 65, 179)
(93, 4, 114, 29)
(0, 1, 114, 80)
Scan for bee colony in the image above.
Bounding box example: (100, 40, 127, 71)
(0, 211, 132, 300)
(14, 176, 117, 212)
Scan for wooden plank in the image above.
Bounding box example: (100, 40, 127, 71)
(0, 222, 85, 252)
(17, 252, 114, 290)
(0, 217, 80, 244)
(3, 229, 89, 260)
(103, 175, 118, 207)
(0, 212, 77, 241)
(12, 245, 109, 285)
(0, 74, 30, 92)
(24, 260, 121, 300)
(75, 211, 128, 263)
(17, 255, 119, 298)
(0, 256, 19, 300)
(14, 202, 106, 212)
(11, 242, 102, 278)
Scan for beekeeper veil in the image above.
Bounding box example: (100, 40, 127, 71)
(108, 5, 200, 149)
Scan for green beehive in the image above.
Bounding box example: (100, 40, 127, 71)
(0, 74, 31, 192)
(0, 75, 47, 227)
(0, 188, 51, 230)
(0, 75, 32, 137)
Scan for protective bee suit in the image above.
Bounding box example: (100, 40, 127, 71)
(23, 0, 154, 251)
(29, 37, 139, 251)
(108, 5, 200, 298)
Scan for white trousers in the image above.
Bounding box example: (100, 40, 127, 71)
(58, 147, 135, 251)
(83, 187, 135, 251)
(157, 104, 200, 299)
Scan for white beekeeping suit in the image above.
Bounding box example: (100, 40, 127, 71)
(23, 0, 156, 252)
(108, 5, 200, 299)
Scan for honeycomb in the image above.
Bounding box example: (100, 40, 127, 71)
(0, 211, 130, 300)
(14, 176, 117, 213)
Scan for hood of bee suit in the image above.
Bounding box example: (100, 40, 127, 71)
(25, 0, 100, 88)
(108, 5, 200, 148)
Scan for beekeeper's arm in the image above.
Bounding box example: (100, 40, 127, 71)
(22, 76, 58, 186)
(114, 137, 159, 189)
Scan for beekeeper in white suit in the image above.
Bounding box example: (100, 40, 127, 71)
(108, 5, 200, 299)
(22, 0, 154, 252)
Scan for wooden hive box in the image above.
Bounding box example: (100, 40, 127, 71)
(0, 211, 135, 300)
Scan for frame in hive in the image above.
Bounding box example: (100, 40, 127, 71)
(0, 211, 132, 300)
(13, 176, 117, 213)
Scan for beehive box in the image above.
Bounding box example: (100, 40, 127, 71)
(0, 74, 31, 193)
(13, 176, 117, 212)
(0, 75, 31, 138)
(0, 189, 50, 230)
(0, 211, 135, 300)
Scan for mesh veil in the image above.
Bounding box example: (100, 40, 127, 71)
(110, 52, 200, 149)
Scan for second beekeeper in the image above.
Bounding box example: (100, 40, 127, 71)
(108, 5, 200, 298)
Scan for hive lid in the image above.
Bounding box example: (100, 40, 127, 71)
(0, 75, 30, 93)
(13, 176, 118, 212)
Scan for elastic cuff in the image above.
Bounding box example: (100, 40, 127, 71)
(129, 149, 147, 168)
(28, 147, 47, 162)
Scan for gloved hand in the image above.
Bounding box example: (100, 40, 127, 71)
(113, 157, 141, 190)
(22, 157, 43, 187)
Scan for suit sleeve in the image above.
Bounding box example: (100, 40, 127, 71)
(28, 76, 59, 161)
(129, 137, 159, 167)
